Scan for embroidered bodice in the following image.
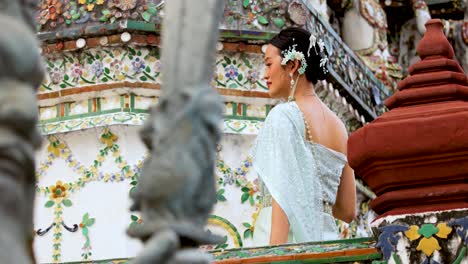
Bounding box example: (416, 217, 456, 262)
(252, 101, 347, 242)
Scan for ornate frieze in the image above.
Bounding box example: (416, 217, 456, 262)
(37, 0, 389, 121)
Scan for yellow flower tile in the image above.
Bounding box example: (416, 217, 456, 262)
(417, 237, 441, 257)
(252, 211, 259, 224)
(435, 223, 452, 239)
(78, 167, 86, 174)
(116, 74, 125, 81)
(405, 225, 421, 241)
(47, 144, 61, 157)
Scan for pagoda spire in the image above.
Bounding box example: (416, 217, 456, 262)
(348, 19, 468, 264)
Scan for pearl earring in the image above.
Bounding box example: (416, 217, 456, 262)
(288, 73, 295, 102)
(290, 73, 295, 88)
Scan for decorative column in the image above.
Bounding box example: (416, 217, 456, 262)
(348, 19, 468, 264)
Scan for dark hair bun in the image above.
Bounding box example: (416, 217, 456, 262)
(269, 27, 328, 84)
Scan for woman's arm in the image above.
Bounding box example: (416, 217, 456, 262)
(332, 123, 357, 223)
(270, 198, 290, 244)
(332, 163, 356, 223)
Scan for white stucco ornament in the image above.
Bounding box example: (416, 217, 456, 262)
(121, 32, 132, 43)
(216, 42, 224, 51)
(76, 38, 86, 49)
(99, 36, 109, 46)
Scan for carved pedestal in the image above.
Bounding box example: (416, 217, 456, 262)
(348, 19, 468, 263)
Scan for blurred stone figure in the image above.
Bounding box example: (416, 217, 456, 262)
(451, 3, 468, 72)
(0, 0, 44, 263)
(127, 1, 225, 263)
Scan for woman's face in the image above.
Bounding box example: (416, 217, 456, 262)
(263, 44, 290, 99)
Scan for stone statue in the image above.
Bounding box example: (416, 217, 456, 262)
(397, 1, 468, 77)
(337, 0, 402, 91)
(398, 0, 432, 76)
(450, 3, 468, 72)
(412, 0, 432, 35)
(127, 1, 224, 263)
(0, 0, 44, 263)
(306, 0, 331, 22)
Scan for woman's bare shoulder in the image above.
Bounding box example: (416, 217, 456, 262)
(322, 106, 347, 133)
(324, 107, 348, 151)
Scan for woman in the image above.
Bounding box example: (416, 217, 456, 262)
(251, 27, 356, 246)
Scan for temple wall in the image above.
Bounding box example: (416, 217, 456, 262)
(34, 44, 373, 263)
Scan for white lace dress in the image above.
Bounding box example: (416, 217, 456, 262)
(251, 101, 347, 246)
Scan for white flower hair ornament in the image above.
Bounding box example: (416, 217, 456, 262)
(281, 35, 329, 102)
(280, 44, 308, 75)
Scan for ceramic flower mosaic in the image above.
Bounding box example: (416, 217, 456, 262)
(375, 214, 468, 264)
(40, 46, 268, 94)
(34, 126, 377, 263)
(37, 0, 163, 30)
